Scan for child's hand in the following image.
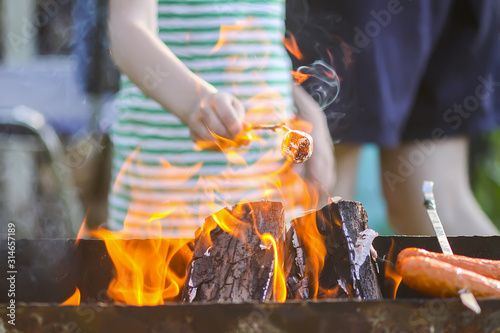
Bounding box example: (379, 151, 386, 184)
(187, 91, 251, 151)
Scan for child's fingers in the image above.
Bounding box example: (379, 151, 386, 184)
(230, 98, 249, 146)
(199, 101, 230, 139)
(231, 97, 246, 119)
(190, 110, 243, 151)
(189, 112, 219, 150)
(189, 91, 249, 150)
(209, 93, 245, 140)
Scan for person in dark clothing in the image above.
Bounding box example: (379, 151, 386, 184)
(287, 0, 500, 235)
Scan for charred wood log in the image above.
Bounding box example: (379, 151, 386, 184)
(182, 200, 285, 303)
(286, 199, 382, 300)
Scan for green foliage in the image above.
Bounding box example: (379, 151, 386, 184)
(470, 130, 500, 230)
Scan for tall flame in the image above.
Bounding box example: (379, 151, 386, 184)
(260, 233, 286, 302)
(90, 220, 192, 306)
(291, 210, 326, 299)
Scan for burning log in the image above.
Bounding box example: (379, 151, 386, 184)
(182, 200, 286, 303)
(286, 199, 382, 300)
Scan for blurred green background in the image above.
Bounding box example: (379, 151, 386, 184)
(470, 130, 500, 231)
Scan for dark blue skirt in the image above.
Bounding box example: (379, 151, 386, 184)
(286, 0, 500, 147)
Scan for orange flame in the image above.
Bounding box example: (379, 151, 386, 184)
(74, 212, 89, 247)
(90, 222, 192, 306)
(87, 144, 199, 306)
(261, 233, 286, 302)
(385, 239, 402, 299)
(210, 18, 254, 55)
(196, 126, 252, 161)
(61, 287, 81, 306)
(94, 138, 310, 305)
(205, 202, 288, 302)
(320, 285, 340, 298)
(291, 71, 311, 84)
(289, 197, 327, 299)
(211, 208, 248, 235)
(100, 19, 325, 302)
(283, 33, 304, 60)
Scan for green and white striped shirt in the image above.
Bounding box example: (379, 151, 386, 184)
(108, 0, 296, 237)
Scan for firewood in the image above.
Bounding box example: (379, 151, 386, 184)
(286, 199, 382, 300)
(182, 200, 285, 303)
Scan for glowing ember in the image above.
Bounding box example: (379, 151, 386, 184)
(281, 130, 313, 164)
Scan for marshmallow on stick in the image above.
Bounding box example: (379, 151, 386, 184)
(246, 123, 313, 164)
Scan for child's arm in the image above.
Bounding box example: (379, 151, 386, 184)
(108, 0, 247, 149)
(292, 85, 336, 198)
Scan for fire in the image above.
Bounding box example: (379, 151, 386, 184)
(202, 201, 288, 302)
(283, 33, 304, 60)
(61, 287, 81, 306)
(260, 233, 286, 302)
(320, 285, 341, 298)
(95, 128, 316, 305)
(196, 126, 252, 160)
(61, 216, 85, 307)
(211, 206, 249, 237)
(75, 212, 89, 246)
(87, 146, 198, 305)
(210, 17, 254, 55)
(385, 239, 403, 299)
(290, 201, 327, 299)
(90, 221, 192, 306)
(95, 15, 327, 305)
(291, 71, 311, 84)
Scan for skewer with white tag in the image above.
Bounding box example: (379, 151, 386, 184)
(422, 180, 481, 314)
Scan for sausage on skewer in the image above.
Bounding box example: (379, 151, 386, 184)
(398, 247, 500, 280)
(396, 256, 500, 298)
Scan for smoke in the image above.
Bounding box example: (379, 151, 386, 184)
(296, 60, 340, 110)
